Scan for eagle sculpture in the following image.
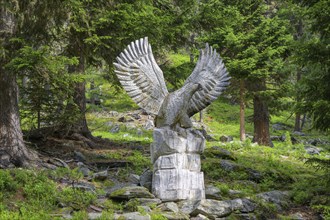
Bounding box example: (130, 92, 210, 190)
(114, 37, 230, 130)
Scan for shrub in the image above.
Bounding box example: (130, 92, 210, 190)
(58, 188, 97, 210)
(0, 170, 17, 196)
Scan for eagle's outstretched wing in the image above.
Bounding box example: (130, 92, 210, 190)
(184, 44, 230, 117)
(114, 37, 168, 115)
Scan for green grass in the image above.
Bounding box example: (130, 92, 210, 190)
(6, 69, 329, 218)
(86, 112, 153, 145)
(92, 130, 152, 145)
(85, 73, 139, 112)
(0, 168, 99, 219)
(206, 98, 254, 139)
(102, 149, 152, 174)
(84, 76, 330, 218)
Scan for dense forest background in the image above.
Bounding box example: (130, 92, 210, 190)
(1, 0, 328, 165)
(0, 0, 329, 219)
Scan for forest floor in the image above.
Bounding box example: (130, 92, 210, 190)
(1, 86, 329, 219)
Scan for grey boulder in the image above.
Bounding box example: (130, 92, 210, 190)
(109, 186, 155, 200)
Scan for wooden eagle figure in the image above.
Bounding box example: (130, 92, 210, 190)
(114, 37, 230, 129)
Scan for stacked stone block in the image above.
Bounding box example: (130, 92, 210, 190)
(151, 128, 205, 201)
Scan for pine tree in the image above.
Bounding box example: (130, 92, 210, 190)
(0, 3, 36, 167)
(199, 0, 292, 146)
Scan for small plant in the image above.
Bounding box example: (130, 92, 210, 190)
(51, 167, 84, 182)
(291, 178, 316, 205)
(243, 138, 253, 148)
(214, 182, 230, 196)
(284, 131, 292, 147)
(98, 211, 115, 220)
(58, 188, 97, 210)
(0, 170, 17, 199)
(125, 199, 139, 212)
(23, 177, 57, 207)
(126, 150, 152, 174)
(149, 212, 168, 220)
(100, 199, 123, 212)
(137, 206, 148, 215)
(201, 158, 226, 180)
(71, 211, 88, 220)
(312, 205, 330, 219)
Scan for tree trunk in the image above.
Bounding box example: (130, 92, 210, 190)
(71, 47, 90, 137)
(294, 114, 301, 132)
(294, 70, 302, 131)
(0, 6, 36, 167)
(0, 71, 37, 167)
(73, 81, 90, 135)
(294, 19, 303, 132)
(253, 94, 272, 146)
(90, 80, 95, 105)
(301, 114, 306, 130)
(239, 79, 246, 141)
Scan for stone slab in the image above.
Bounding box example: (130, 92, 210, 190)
(153, 153, 201, 171)
(151, 128, 205, 162)
(191, 199, 232, 219)
(152, 169, 205, 201)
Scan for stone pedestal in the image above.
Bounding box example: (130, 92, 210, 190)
(151, 128, 205, 201)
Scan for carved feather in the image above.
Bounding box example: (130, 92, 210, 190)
(114, 37, 169, 115)
(184, 44, 230, 117)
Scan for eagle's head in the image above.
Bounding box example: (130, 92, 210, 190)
(181, 82, 203, 100)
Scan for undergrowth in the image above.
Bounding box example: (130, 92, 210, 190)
(0, 168, 99, 219)
(2, 73, 329, 218)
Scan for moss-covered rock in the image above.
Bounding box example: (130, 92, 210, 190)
(109, 186, 155, 200)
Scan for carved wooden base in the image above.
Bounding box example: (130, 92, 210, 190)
(151, 128, 205, 201)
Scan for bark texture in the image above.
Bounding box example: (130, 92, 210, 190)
(294, 70, 302, 132)
(0, 71, 36, 167)
(73, 80, 90, 135)
(69, 43, 90, 137)
(253, 94, 272, 146)
(0, 7, 36, 167)
(239, 80, 246, 141)
(294, 19, 304, 132)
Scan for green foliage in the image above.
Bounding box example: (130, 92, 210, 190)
(304, 157, 330, 201)
(125, 198, 139, 212)
(288, 0, 330, 132)
(312, 205, 330, 219)
(126, 151, 152, 174)
(71, 211, 88, 220)
(149, 212, 168, 220)
(162, 53, 194, 89)
(214, 182, 230, 196)
(7, 45, 81, 130)
(92, 129, 152, 146)
(23, 176, 57, 207)
(51, 168, 97, 209)
(206, 98, 254, 139)
(86, 96, 153, 146)
(0, 170, 17, 195)
(2, 0, 330, 218)
(202, 133, 320, 199)
(305, 157, 330, 171)
(0, 168, 101, 219)
(291, 178, 319, 204)
(99, 199, 122, 213)
(284, 131, 292, 147)
(58, 188, 96, 209)
(198, 0, 293, 145)
(103, 150, 152, 175)
(0, 169, 59, 219)
(98, 211, 115, 220)
(51, 167, 84, 182)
